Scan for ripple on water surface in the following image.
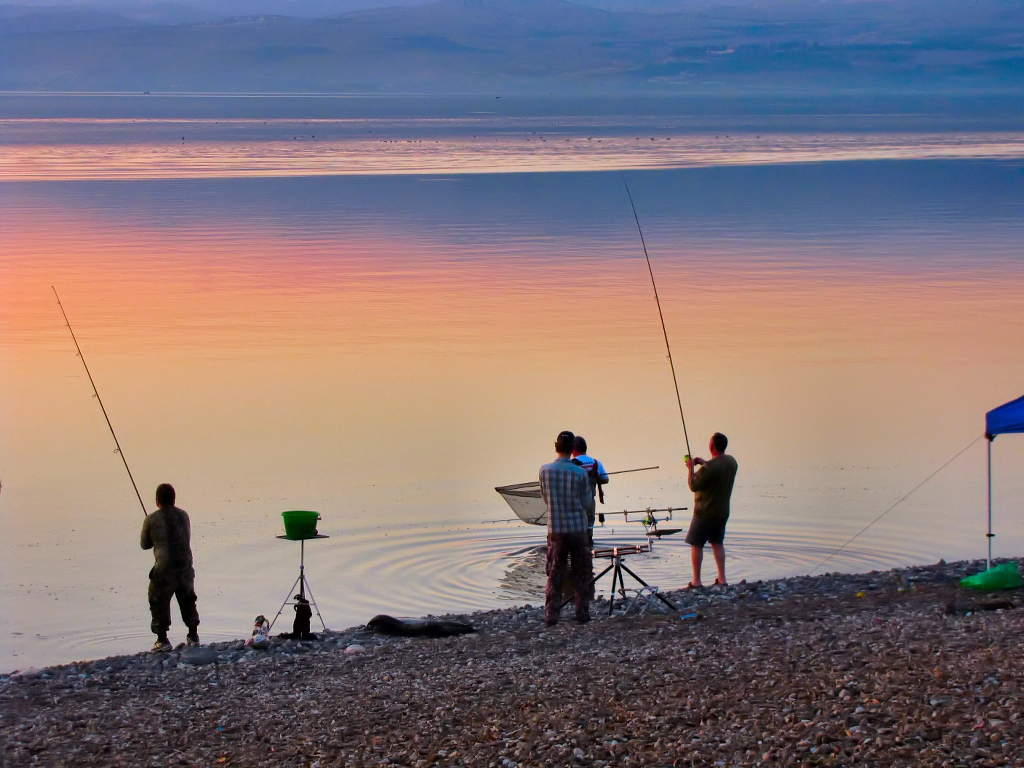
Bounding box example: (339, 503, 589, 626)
(3, 133, 1023, 672)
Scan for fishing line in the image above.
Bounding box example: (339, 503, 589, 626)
(619, 176, 978, 579)
(810, 434, 983, 573)
(621, 173, 692, 460)
(53, 287, 148, 517)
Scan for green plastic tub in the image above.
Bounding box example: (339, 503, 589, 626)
(960, 562, 1023, 591)
(281, 510, 320, 540)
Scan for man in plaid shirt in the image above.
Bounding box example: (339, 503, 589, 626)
(540, 430, 596, 625)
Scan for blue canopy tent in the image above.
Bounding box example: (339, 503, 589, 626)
(984, 394, 1024, 567)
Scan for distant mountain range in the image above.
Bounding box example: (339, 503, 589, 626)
(2, 0, 1023, 93)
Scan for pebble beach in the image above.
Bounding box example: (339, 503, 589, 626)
(3, 558, 1023, 767)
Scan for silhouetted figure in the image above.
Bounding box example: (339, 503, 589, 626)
(141, 483, 200, 652)
(685, 433, 738, 588)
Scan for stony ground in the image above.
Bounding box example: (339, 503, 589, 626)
(2, 558, 1023, 767)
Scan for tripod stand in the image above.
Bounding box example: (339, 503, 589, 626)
(586, 544, 676, 617)
(271, 535, 329, 632)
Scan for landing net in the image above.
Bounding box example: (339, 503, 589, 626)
(494, 481, 546, 526)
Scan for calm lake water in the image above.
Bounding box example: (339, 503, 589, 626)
(2, 98, 1024, 671)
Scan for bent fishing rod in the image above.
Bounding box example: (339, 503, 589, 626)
(621, 174, 693, 461)
(53, 287, 148, 517)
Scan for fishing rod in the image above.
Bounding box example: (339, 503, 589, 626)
(600, 506, 683, 519)
(606, 465, 659, 476)
(621, 174, 693, 461)
(53, 287, 148, 517)
(596, 505, 686, 538)
(485, 504, 685, 526)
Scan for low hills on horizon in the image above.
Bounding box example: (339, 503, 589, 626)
(2, 0, 1023, 94)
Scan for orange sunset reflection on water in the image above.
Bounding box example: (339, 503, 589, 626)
(2, 156, 1024, 670)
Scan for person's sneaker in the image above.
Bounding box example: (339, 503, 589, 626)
(185, 632, 200, 647)
(151, 638, 172, 653)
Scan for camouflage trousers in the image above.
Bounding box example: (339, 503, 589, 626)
(148, 565, 200, 636)
(544, 532, 593, 624)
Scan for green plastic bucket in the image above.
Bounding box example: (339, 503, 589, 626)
(961, 562, 1023, 591)
(281, 510, 320, 540)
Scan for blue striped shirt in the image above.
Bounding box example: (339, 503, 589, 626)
(539, 457, 592, 534)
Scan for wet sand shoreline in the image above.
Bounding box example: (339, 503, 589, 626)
(2, 558, 1023, 767)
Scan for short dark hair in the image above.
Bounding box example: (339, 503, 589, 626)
(573, 435, 588, 454)
(711, 432, 728, 452)
(555, 430, 575, 454)
(155, 483, 176, 507)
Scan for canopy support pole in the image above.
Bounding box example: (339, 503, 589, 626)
(986, 435, 994, 569)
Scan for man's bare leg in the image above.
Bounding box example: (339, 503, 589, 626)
(690, 545, 704, 586)
(711, 543, 727, 585)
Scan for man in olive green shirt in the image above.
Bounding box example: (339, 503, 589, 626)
(141, 483, 200, 651)
(685, 432, 738, 588)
